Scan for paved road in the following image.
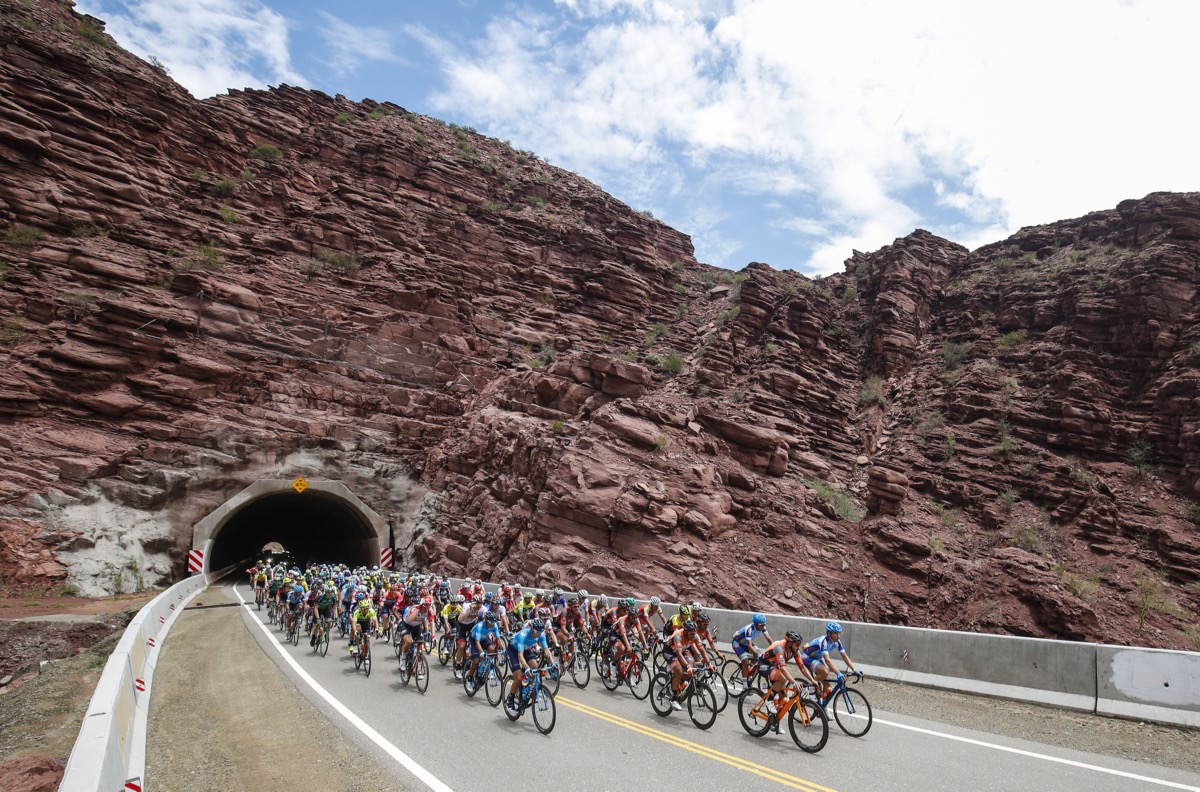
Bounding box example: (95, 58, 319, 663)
(231, 584, 1200, 792)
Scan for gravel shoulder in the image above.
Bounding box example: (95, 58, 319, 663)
(146, 586, 408, 792)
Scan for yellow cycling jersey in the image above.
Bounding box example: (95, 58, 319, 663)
(441, 603, 463, 620)
(354, 606, 377, 621)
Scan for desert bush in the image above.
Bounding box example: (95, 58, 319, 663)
(212, 179, 238, 198)
(858, 376, 887, 408)
(249, 144, 283, 160)
(942, 341, 971, 368)
(997, 330, 1028, 348)
(806, 479, 864, 522)
(658, 349, 685, 377)
(316, 247, 359, 274)
(334, 112, 359, 125)
(4, 224, 42, 247)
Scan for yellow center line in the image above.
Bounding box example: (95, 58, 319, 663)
(556, 695, 838, 792)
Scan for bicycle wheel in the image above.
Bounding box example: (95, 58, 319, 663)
(353, 645, 362, 671)
(833, 687, 872, 737)
(415, 652, 429, 694)
(722, 659, 751, 696)
(627, 656, 651, 700)
(649, 673, 674, 717)
(570, 650, 591, 689)
(544, 665, 561, 697)
(320, 627, 330, 657)
(737, 689, 772, 737)
(464, 666, 480, 697)
(652, 645, 668, 673)
(532, 687, 556, 735)
(438, 636, 452, 666)
(363, 646, 372, 677)
(505, 685, 524, 722)
(706, 668, 730, 713)
(789, 699, 829, 753)
(600, 658, 620, 691)
(292, 620, 301, 646)
(687, 682, 718, 730)
(485, 665, 505, 707)
(398, 650, 412, 685)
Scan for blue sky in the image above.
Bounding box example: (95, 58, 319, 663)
(75, 0, 1200, 275)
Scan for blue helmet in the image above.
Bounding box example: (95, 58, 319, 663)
(826, 621, 843, 634)
(293, 584, 304, 593)
(752, 613, 767, 626)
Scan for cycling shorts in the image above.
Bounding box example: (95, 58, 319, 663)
(381, 602, 396, 615)
(506, 646, 541, 669)
(732, 638, 754, 658)
(317, 606, 333, 619)
(398, 621, 426, 643)
(455, 620, 476, 641)
(470, 639, 499, 659)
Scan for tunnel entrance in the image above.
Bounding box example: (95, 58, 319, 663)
(193, 480, 389, 576)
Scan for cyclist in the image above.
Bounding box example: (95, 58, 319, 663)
(252, 567, 269, 602)
(605, 597, 642, 673)
(731, 613, 772, 681)
(440, 593, 464, 662)
(555, 596, 591, 648)
(453, 595, 485, 673)
(397, 596, 435, 670)
(636, 596, 667, 635)
(693, 611, 723, 663)
(284, 585, 307, 633)
(380, 580, 403, 634)
(513, 591, 536, 623)
(663, 604, 693, 637)
(467, 610, 504, 683)
(802, 621, 862, 695)
(505, 618, 554, 714)
(762, 630, 820, 712)
(310, 582, 338, 647)
(349, 595, 378, 655)
(662, 619, 707, 710)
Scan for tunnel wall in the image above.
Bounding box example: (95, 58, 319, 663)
(192, 479, 389, 574)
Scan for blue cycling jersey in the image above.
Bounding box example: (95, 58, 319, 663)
(803, 635, 844, 658)
(471, 622, 503, 644)
(733, 623, 764, 643)
(509, 627, 548, 653)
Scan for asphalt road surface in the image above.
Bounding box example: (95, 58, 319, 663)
(230, 584, 1200, 792)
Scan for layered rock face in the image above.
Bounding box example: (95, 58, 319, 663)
(0, 0, 1197, 648)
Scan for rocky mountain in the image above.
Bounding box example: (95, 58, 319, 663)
(0, 0, 1197, 649)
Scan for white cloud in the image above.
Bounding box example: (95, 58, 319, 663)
(416, 0, 1200, 275)
(75, 0, 305, 98)
(316, 12, 406, 76)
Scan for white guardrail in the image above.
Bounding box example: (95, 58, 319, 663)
(58, 568, 220, 792)
(433, 574, 1200, 729)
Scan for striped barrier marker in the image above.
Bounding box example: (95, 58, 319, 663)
(187, 548, 204, 573)
(125, 777, 142, 791)
(380, 548, 393, 568)
(134, 678, 145, 693)
(148, 637, 156, 648)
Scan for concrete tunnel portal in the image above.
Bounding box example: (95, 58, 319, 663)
(194, 480, 389, 576)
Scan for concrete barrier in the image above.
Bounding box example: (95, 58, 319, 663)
(59, 573, 208, 792)
(427, 572, 1197, 728)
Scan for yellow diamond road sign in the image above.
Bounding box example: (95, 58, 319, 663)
(292, 477, 309, 494)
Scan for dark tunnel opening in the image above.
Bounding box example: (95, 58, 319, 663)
(207, 492, 377, 572)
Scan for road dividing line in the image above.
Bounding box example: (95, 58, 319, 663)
(557, 695, 836, 792)
(233, 586, 454, 792)
(874, 717, 1200, 792)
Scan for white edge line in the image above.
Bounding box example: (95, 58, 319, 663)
(233, 585, 455, 792)
(875, 716, 1200, 791)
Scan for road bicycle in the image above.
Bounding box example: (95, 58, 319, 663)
(463, 650, 507, 706)
(504, 666, 557, 735)
(310, 615, 332, 657)
(398, 637, 429, 694)
(350, 630, 372, 677)
(284, 607, 301, 646)
(722, 655, 770, 697)
(649, 662, 718, 729)
(599, 647, 651, 700)
(254, 586, 266, 610)
(553, 636, 590, 689)
(810, 672, 872, 737)
(267, 597, 278, 625)
(436, 631, 455, 667)
(738, 682, 829, 753)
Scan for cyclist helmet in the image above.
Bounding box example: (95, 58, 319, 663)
(485, 591, 495, 601)
(422, 596, 433, 606)
(599, 595, 609, 607)
(678, 605, 692, 618)
(473, 594, 484, 604)
(484, 611, 499, 624)
(785, 630, 802, 643)
(826, 621, 843, 634)
(553, 587, 563, 596)
(752, 613, 767, 626)
(649, 596, 661, 608)
(355, 592, 366, 602)
(529, 618, 546, 632)
(622, 597, 636, 609)
(578, 589, 589, 597)
(293, 584, 304, 593)
(452, 594, 465, 604)
(696, 612, 711, 624)
(523, 592, 534, 601)
(683, 619, 697, 632)
(568, 596, 580, 606)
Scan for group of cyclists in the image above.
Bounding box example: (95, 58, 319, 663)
(247, 561, 863, 729)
